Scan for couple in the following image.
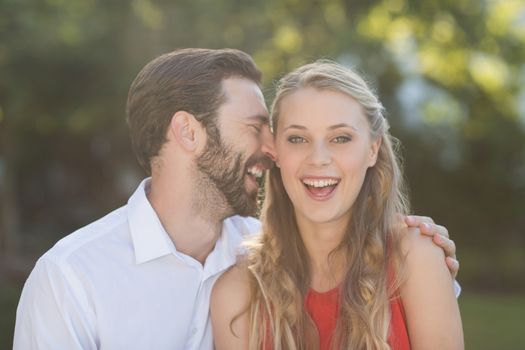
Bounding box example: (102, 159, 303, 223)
(14, 49, 462, 349)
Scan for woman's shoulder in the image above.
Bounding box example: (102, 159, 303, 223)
(400, 226, 445, 263)
(398, 227, 464, 349)
(212, 264, 251, 307)
(211, 264, 252, 349)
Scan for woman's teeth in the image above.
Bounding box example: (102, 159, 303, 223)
(302, 179, 339, 188)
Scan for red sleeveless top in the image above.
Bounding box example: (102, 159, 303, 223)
(263, 287, 410, 349)
(305, 287, 411, 350)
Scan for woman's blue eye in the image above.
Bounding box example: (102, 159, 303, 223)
(288, 136, 306, 144)
(333, 136, 351, 143)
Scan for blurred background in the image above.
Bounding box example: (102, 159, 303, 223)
(1, 0, 524, 348)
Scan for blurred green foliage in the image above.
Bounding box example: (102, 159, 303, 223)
(460, 293, 525, 349)
(1, 0, 524, 346)
(0, 281, 19, 349)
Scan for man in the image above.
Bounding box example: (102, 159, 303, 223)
(14, 48, 459, 349)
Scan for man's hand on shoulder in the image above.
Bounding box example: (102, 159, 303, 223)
(400, 226, 464, 349)
(404, 215, 459, 279)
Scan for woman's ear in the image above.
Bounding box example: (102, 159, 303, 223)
(368, 137, 382, 167)
(169, 111, 203, 152)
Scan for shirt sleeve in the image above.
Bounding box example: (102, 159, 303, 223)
(453, 279, 461, 298)
(13, 257, 98, 350)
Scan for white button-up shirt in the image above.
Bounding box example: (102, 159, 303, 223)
(14, 178, 260, 350)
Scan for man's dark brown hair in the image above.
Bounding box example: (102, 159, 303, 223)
(126, 48, 262, 174)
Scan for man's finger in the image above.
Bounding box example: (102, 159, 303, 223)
(446, 257, 459, 280)
(420, 223, 450, 239)
(405, 215, 435, 227)
(433, 234, 456, 259)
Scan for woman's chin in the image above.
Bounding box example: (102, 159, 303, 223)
(295, 208, 351, 227)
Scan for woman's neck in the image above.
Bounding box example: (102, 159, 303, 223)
(295, 214, 350, 292)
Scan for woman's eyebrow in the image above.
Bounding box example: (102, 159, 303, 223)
(283, 124, 307, 131)
(282, 123, 359, 132)
(328, 123, 359, 131)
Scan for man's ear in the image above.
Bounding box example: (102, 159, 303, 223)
(368, 137, 382, 167)
(168, 111, 204, 152)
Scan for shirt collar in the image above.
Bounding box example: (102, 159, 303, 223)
(202, 216, 260, 278)
(127, 178, 174, 264)
(127, 178, 261, 271)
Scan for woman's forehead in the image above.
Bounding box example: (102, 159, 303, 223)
(276, 88, 367, 129)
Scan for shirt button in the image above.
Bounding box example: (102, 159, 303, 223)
(191, 328, 197, 335)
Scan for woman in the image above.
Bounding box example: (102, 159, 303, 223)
(211, 61, 463, 349)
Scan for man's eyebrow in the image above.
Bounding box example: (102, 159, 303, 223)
(246, 115, 270, 124)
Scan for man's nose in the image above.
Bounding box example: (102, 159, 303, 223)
(260, 127, 276, 162)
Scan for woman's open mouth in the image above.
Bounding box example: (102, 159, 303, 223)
(302, 177, 340, 200)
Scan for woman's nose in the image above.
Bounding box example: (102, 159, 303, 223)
(308, 142, 332, 166)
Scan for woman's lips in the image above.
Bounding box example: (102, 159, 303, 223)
(301, 177, 340, 201)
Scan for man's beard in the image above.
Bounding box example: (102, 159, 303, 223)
(195, 129, 260, 218)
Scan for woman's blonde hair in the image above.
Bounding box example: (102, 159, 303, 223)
(244, 60, 410, 349)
